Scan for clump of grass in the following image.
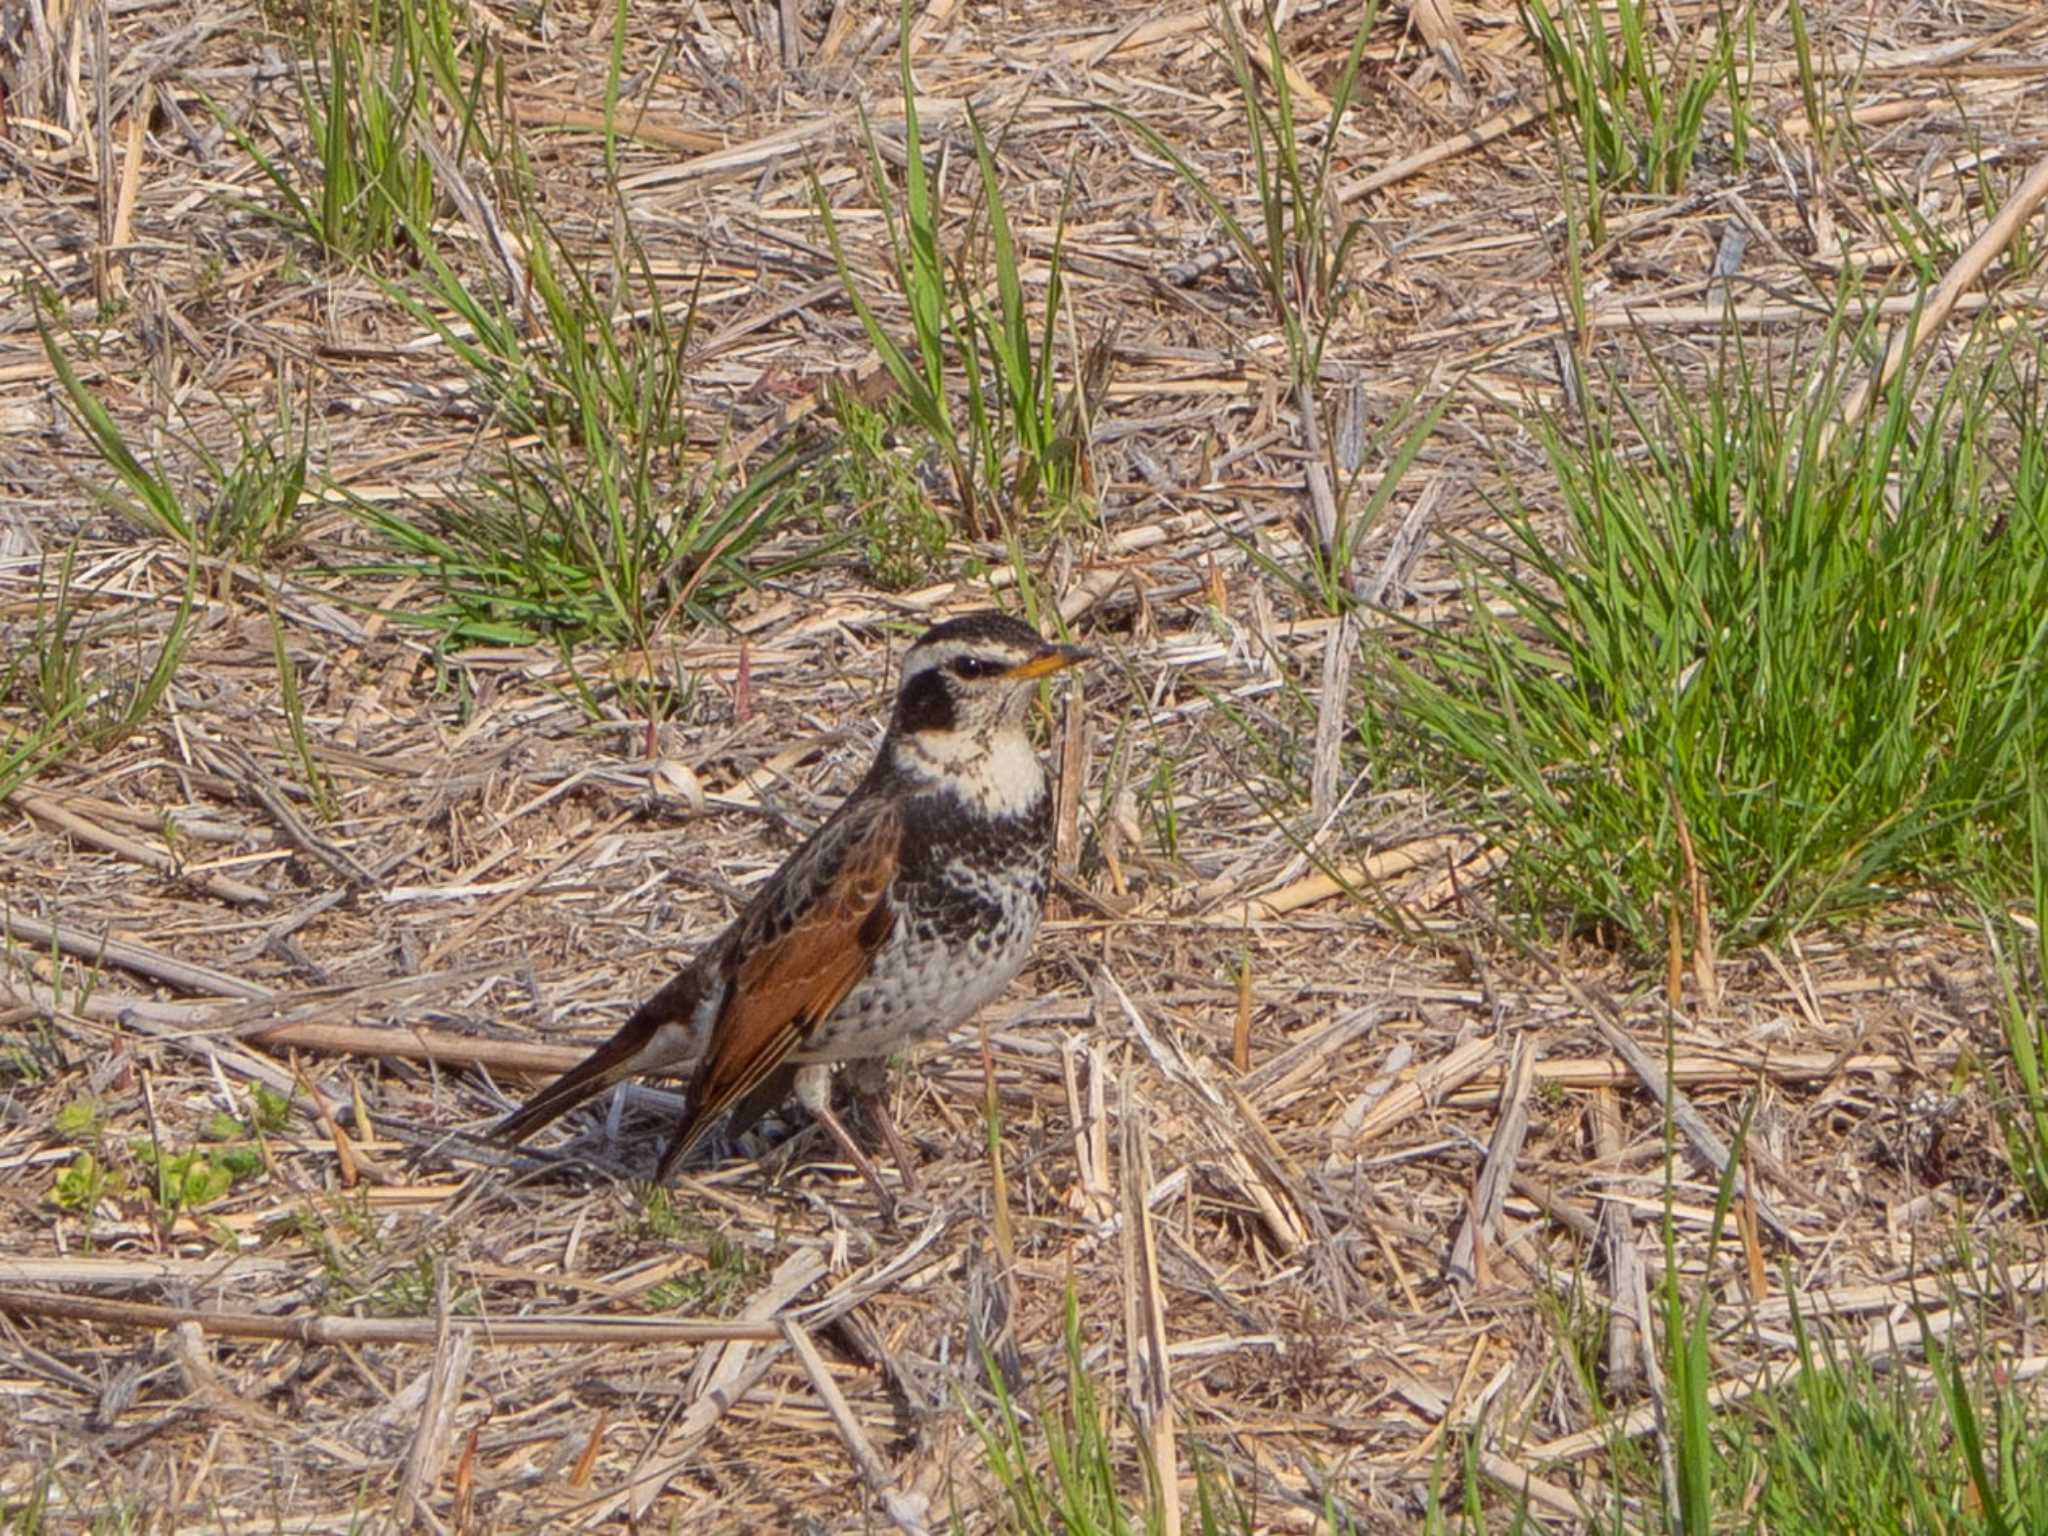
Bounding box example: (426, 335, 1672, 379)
(6, 545, 193, 785)
(357, 1253, 482, 1317)
(817, 3, 1083, 545)
(1387, 321, 2048, 953)
(303, 0, 828, 657)
(0, 600, 89, 796)
(352, 421, 817, 650)
(959, 1291, 1351, 1534)
(642, 1233, 759, 1315)
(961, 1295, 1150, 1534)
(39, 303, 312, 560)
(38, 303, 190, 542)
(1101, 3, 1443, 609)
(1725, 1293, 2048, 1533)
(1523, 0, 1751, 240)
(1992, 766, 2048, 1214)
(631, 1188, 762, 1312)
(266, 596, 338, 819)
(205, 391, 313, 561)
(222, 0, 478, 264)
(1661, 1104, 1749, 1533)
(809, 385, 953, 590)
(1515, 1104, 2048, 1534)
(351, 85, 821, 652)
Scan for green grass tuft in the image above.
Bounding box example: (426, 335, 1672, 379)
(1728, 1295, 2048, 1533)
(1523, 0, 1751, 241)
(817, 3, 1085, 545)
(217, 0, 478, 265)
(1992, 759, 2048, 1215)
(39, 304, 313, 561)
(1386, 321, 2048, 953)
(958, 1290, 1360, 1534)
(349, 107, 823, 652)
(810, 385, 955, 590)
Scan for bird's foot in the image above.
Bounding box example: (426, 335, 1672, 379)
(810, 1098, 902, 1227)
(855, 1081, 923, 1199)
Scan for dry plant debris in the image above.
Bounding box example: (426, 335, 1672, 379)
(3, 0, 2047, 1529)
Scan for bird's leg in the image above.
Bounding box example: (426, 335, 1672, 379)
(844, 1057, 922, 1196)
(795, 1064, 898, 1223)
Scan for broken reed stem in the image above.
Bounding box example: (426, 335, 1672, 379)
(0, 1289, 778, 1344)
(1120, 1065, 1179, 1536)
(783, 1319, 932, 1535)
(1232, 948, 1252, 1074)
(1446, 1033, 1538, 1290)
(1819, 154, 2048, 461)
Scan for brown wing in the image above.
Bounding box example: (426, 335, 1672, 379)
(655, 795, 900, 1178)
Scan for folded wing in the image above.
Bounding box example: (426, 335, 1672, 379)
(653, 796, 900, 1179)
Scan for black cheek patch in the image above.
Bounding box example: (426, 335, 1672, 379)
(894, 668, 957, 734)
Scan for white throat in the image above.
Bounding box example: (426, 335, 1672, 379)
(892, 726, 1046, 817)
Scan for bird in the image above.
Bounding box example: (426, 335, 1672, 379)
(495, 610, 1089, 1212)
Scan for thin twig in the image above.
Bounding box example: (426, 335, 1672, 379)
(0, 1290, 778, 1344)
(11, 791, 270, 905)
(1473, 915, 1800, 1247)
(0, 909, 273, 1000)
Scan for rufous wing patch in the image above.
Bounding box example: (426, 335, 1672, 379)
(663, 797, 901, 1167)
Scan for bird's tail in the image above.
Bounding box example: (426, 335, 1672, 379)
(651, 1112, 715, 1185)
(495, 1036, 650, 1145)
(652, 1061, 797, 1183)
(496, 985, 704, 1146)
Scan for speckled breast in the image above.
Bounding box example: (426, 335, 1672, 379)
(801, 786, 1053, 1061)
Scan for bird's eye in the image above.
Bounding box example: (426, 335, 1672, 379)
(949, 655, 1004, 680)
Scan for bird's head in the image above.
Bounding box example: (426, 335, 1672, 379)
(889, 612, 1090, 742)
